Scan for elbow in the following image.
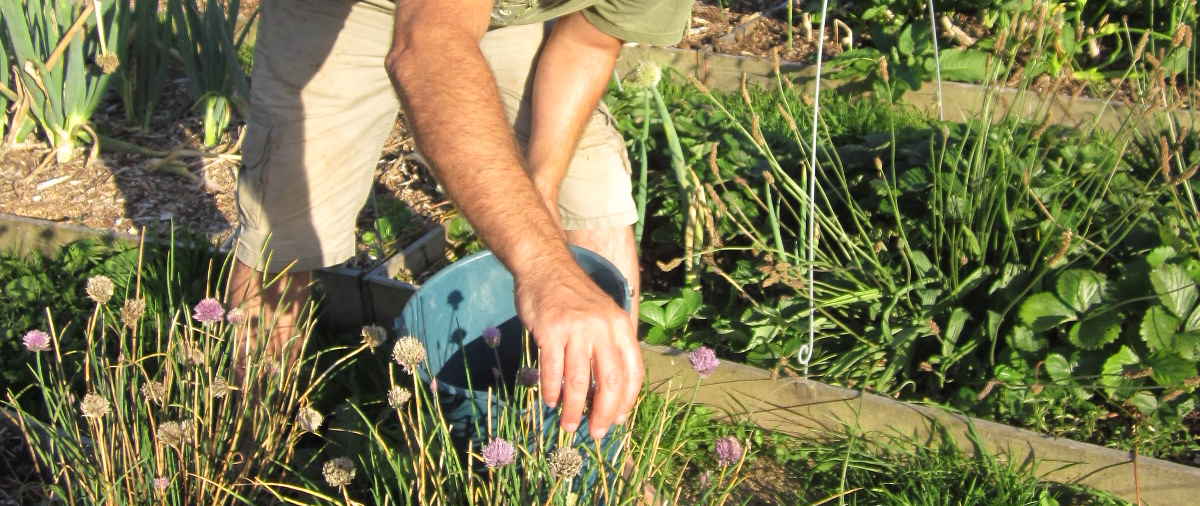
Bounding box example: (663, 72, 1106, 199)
(386, 29, 480, 89)
(385, 43, 420, 91)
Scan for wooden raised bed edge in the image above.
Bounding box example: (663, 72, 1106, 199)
(640, 345, 1199, 505)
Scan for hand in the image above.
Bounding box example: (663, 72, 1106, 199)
(515, 261, 642, 440)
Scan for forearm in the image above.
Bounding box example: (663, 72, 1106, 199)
(386, 20, 574, 280)
(527, 12, 623, 194)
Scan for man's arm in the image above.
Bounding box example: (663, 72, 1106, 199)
(526, 12, 623, 217)
(524, 12, 642, 422)
(386, 0, 639, 439)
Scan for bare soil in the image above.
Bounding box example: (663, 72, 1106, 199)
(0, 76, 445, 269)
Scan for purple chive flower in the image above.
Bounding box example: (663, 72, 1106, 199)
(192, 298, 225, 324)
(517, 367, 540, 387)
(152, 477, 169, 492)
(482, 326, 501, 348)
(689, 346, 720, 377)
(481, 438, 517, 468)
(225, 307, 245, 324)
(23, 330, 51, 352)
(713, 436, 743, 466)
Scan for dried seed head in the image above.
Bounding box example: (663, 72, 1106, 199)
(181, 345, 205, 366)
(548, 446, 583, 479)
(156, 420, 194, 448)
(1133, 30, 1150, 62)
(387, 386, 412, 409)
(80, 393, 111, 418)
(625, 61, 662, 89)
(361, 325, 387, 351)
(121, 298, 146, 329)
(878, 56, 889, 83)
(86, 275, 115, 304)
(142, 381, 167, 405)
(210, 377, 232, 399)
(322, 457, 356, 487)
(391, 336, 427, 373)
(96, 52, 120, 74)
(296, 407, 323, 433)
(1172, 25, 1191, 48)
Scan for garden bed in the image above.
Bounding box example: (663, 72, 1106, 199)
(2, 1, 1199, 503)
(1, 212, 1189, 505)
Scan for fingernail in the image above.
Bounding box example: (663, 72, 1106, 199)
(615, 414, 628, 425)
(591, 427, 608, 440)
(563, 422, 578, 433)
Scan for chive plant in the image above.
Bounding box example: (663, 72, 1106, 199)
(0, 0, 123, 163)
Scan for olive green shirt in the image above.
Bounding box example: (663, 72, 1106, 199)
(490, 0, 694, 45)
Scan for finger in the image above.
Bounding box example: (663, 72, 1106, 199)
(614, 316, 643, 426)
(539, 340, 565, 409)
(588, 333, 625, 440)
(558, 335, 593, 433)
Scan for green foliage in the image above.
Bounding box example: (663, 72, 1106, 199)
(609, 69, 1200, 460)
(829, 23, 996, 101)
(639, 287, 704, 345)
(0, 0, 123, 162)
(166, 0, 251, 147)
(115, 0, 171, 130)
(1, 236, 222, 394)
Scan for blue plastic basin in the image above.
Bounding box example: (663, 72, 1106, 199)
(395, 246, 630, 485)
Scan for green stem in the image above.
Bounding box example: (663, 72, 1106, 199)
(635, 92, 651, 243)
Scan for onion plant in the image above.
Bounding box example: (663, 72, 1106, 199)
(166, 0, 253, 147)
(0, 0, 123, 163)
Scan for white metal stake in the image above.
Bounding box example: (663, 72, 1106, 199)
(799, 0, 831, 378)
(928, 0, 945, 121)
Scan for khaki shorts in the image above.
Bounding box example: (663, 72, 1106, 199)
(236, 0, 637, 272)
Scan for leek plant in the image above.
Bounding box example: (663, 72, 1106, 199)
(1, 40, 10, 141)
(0, 0, 123, 163)
(116, 0, 171, 131)
(166, 0, 253, 147)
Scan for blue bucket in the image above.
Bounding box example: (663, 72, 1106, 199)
(395, 246, 630, 487)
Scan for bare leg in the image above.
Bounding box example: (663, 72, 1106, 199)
(227, 258, 313, 379)
(564, 225, 640, 330)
